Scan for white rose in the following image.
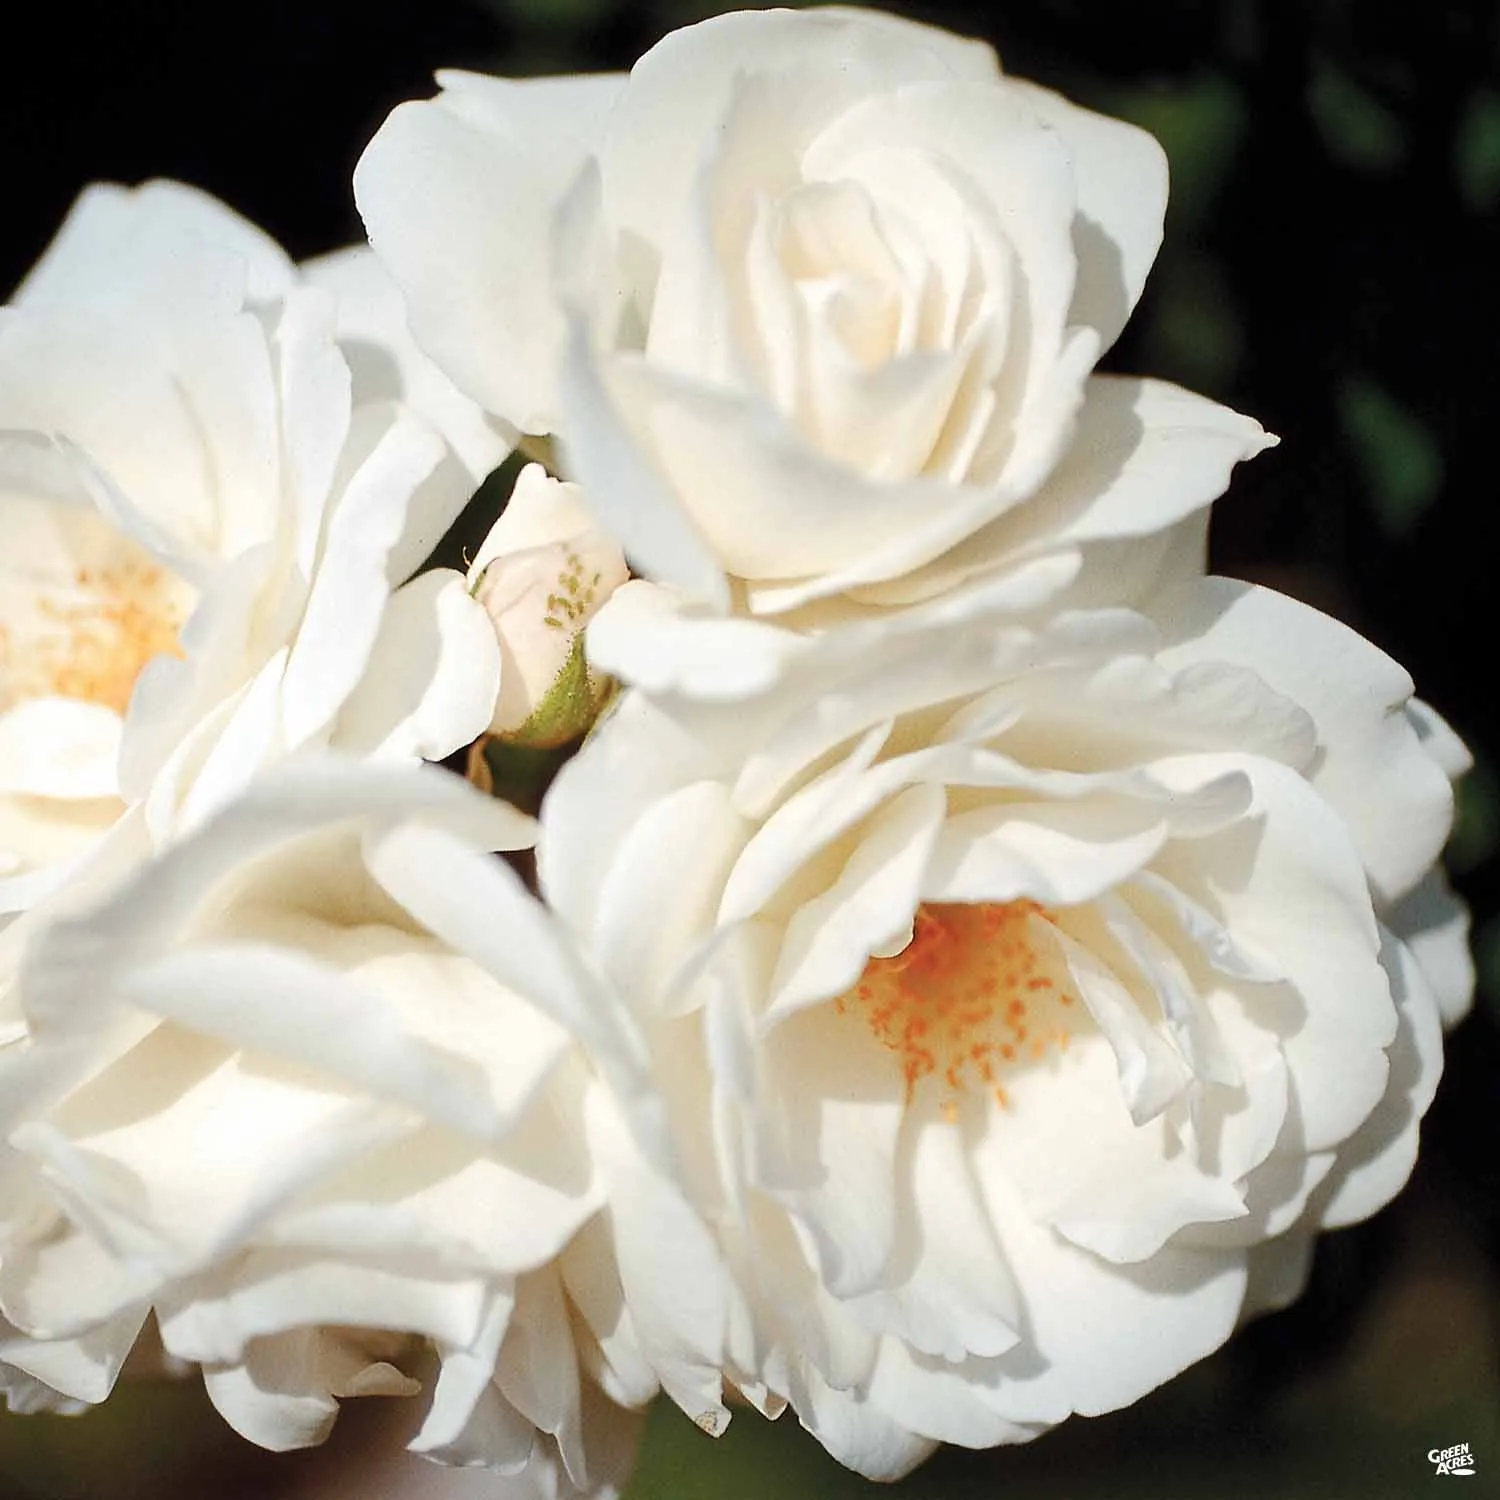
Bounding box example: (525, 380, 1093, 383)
(355, 6, 1272, 639)
(1153, 584, 1475, 1040)
(1386, 700, 1473, 1031)
(303, 241, 517, 487)
(537, 578, 1463, 1477)
(0, 180, 507, 915)
(466, 463, 629, 744)
(0, 760, 728, 1488)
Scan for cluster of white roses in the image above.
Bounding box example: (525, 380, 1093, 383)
(0, 8, 1472, 1495)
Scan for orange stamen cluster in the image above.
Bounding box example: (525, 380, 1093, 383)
(0, 558, 184, 715)
(836, 900, 1077, 1117)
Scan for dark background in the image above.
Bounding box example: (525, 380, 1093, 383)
(2, 2, 1497, 1496)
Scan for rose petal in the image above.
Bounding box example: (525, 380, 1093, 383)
(0, 698, 121, 799)
(1155, 578, 1454, 907)
(332, 567, 500, 764)
(355, 74, 626, 432)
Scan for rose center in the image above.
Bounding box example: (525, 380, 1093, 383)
(774, 182, 906, 370)
(837, 901, 1077, 1115)
(0, 557, 185, 715)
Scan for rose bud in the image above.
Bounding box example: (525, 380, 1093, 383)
(467, 463, 629, 748)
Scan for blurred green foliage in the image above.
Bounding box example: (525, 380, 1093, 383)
(4, 1179, 1495, 1497)
(1457, 88, 1500, 210)
(1308, 62, 1407, 172)
(1336, 375, 1445, 538)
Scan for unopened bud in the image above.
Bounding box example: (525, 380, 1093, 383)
(468, 464, 628, 748)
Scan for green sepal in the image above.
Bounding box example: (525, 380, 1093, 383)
(506, 633, 608, 750)
(470, 734, 579, 818)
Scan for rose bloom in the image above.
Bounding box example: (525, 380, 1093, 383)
(354, 6, 1272, 645)
(538, 576, 1468, 1477)
(0, 760, 728, 1495)
(0, 181, 506, 915)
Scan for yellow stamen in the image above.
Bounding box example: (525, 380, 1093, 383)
(0, 558, 184, 714)
(836, 901, 1077, 1112)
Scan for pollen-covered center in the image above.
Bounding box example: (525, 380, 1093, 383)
(0, 554, 186, 716)
(837, 901, 1078, 1115)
